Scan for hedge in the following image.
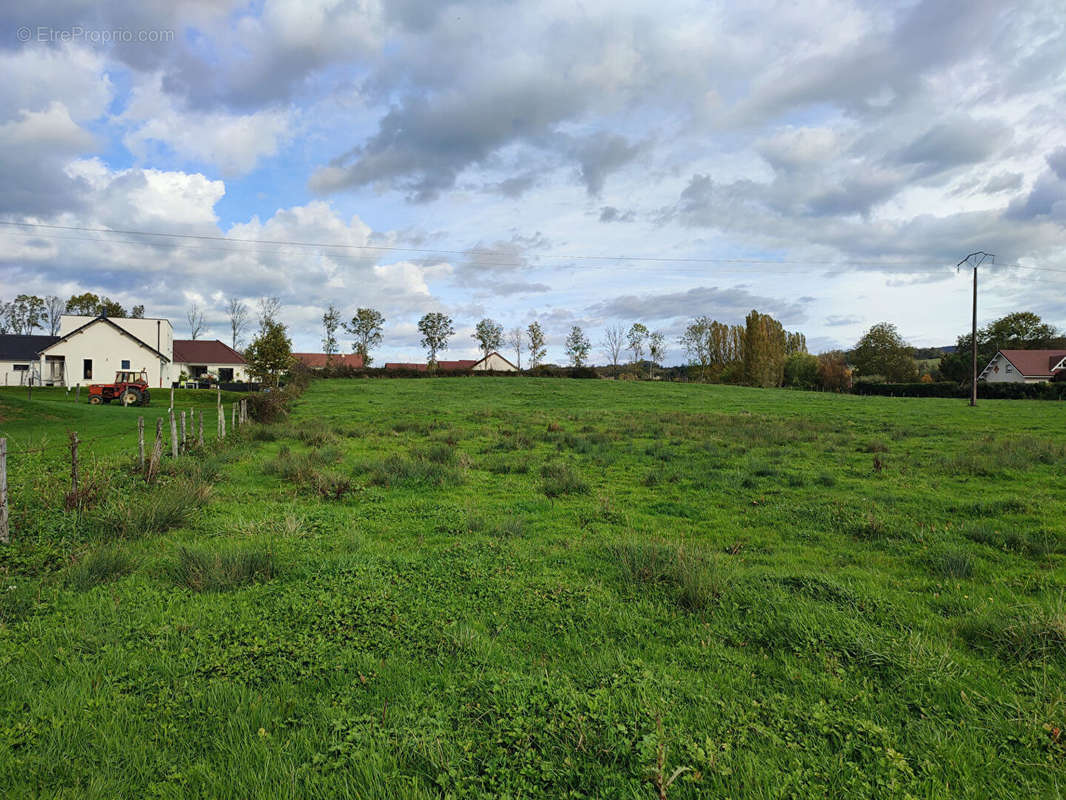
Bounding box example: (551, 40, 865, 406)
(853, 381, 1066, 400)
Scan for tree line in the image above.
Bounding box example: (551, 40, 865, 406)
(0, 293, 146, 335)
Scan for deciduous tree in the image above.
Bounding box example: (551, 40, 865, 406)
(322, 304, 341, 358)
(602, 323, 625, 367)
(527, 321, 547, 368)
(45, 295, 64, 335)
(245, 319, 293, 386)
(508, 327, 523, 369)
(418, 312, 455, 366)
(472, 318, 504, 358)
(627, 323, 649, 363)
(186, 305, 206, 339)
(565, 326, 591, 367)
(343, 308, 385, 367)
(227, 297, 249, 350)
(852, 322, 917, 382)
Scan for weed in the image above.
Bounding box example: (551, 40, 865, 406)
(610, 538, 727, 611)
(92, 478, 210, 539)
(358, 454, 465, 488)
(296, 420, 337, 447)
(928, 548, 975, 579)
(171, 546, 275, 592)
(490, 515, 525, 538)
(481, 454, 532, 474)
(540, 462, 589, 497)
(962, 598, 1066, 662)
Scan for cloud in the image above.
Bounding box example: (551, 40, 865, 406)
(825, 314, 862, 326)
(587, 285, 811, 324)
(599, 206, 635, 223)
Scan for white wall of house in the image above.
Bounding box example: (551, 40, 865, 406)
(980, 353, 1048, 384)
(40, 320, 171, 388)
(472, 352, 518, 371)
(175, 362, 250, 382)
(0, 360, 35, 386)
(59, 316, 173, 362)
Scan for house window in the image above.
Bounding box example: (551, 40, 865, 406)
(218, 368, 234, 381)
(121, 359, 131, 369)
(1005, 366, 1013, 373)
(191, 365, 208, 378)
(83, 359, 93, 380)
(12, 364, 28, 371)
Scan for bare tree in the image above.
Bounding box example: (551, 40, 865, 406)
(45, 295, 65, 336)
(508, 327, 523, 369)
(227, 297, 249, 350)
(322, 304, 341, 358)
(601, 323, 625, 367)
(186, 305, 206, 339)
(257, 296, 282, 330)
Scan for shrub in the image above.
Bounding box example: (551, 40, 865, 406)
(540, 462, 589, 497)
(171, 547, 275, 592)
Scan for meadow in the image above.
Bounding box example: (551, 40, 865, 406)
(0, 378, 1064, 798)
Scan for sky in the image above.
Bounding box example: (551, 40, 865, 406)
(1, 0, 1065, 363)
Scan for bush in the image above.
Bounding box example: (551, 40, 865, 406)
(171, 546, 275, 592)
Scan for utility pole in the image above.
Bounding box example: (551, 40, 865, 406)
(956, 252, 994, 407)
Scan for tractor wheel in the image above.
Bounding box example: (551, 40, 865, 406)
(89, 395, 103, 405)
(141, 390, 151, 406)
(121, 388, 142, 406)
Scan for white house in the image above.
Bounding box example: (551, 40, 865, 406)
(37, 315, 173, 388)
(471, 351, 519, 371)
(173, 339, 250, 382)
(979, 349, 1066, 384)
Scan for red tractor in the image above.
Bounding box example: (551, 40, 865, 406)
(88, 370, 152, 406)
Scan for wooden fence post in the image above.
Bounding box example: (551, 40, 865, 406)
(198, 411, 204, 448)
(170, 386, 175, 410)
(231, 402, 236, 431)
(180, 411, 187, 453)
(220, 405, 226, 440)
(169, 409, 178, 458)
(69, 431, 79, 498)
(148, 418, 163, 482)
(0, 438, 8, 544)
(76, 385, 80, 403)
(138, 417, 145, 470)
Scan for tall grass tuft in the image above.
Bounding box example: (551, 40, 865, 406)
(92, 478, 210, 539)
(65, 545, 136, 590)
(357, 453, 465, 488)
(171, 546, 275, 592)
(962, 597, 1066, 662)
(540, 462, 589, 497)
(610, 538, 728, 611)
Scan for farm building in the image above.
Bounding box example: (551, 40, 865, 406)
(174, 339, 250, 382)
(293, 352, 366, 369)
(0, 334, 59, 385)
(37, 315, 173, 388)
(384, 352, 519, 372)
(979, 350, 1066, 383)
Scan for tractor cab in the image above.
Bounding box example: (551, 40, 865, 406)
(88, 369, 152, 406)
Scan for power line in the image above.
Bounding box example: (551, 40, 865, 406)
(5, 219, 1062, 274)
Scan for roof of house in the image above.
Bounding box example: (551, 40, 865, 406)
(292, 352, 365, 369)
(174, 339, 247, 364)
(384, 359, 478, 371)
(472, 351, 519, 370)
(993, 349, 1066, 377)
(40, 316, 170, 362)
(0, 334, 59, 361)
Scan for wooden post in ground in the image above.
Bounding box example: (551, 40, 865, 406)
(0, 438, 8, 544)
(180, 411, 187, 453)
(138, 417, 145, 470)
(75, 385, 80, 404)
(148, 418, 163, 482)
(170, 386, 175, 410)
(169, 409, 178, 458)
(69, 431, 79, 498)
(198, 411, 204, 447)
(231, 402, 236, 431)
(220, 404, 226, 440)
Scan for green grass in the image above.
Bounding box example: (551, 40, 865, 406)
(1, 378, 1065, 798)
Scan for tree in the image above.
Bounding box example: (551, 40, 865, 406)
(130, 305, 145, 319)
(852, 322, 917, 382)
(257, 296, 281, 329)
(0, 300, 10, 334)
(322, 304, 341, 358)
(742, 310, 788, 387)
(508, 327, 523, 369)
(816, 351, 851, 391)
(472, 318, 504, 358)
(343, 308, 385, 367)
(679, 316, 746, 382)
(244, 319, 293, 387)
(418, 312, 455, 366)
(7, 295, 46, 335)
(186, 305, 206, 340)
(783, 352, 819, 388)
(627, 323, 649, 363)
(44, 295, 65, 335)
(227, 297, 250, 350)
(565, 326, 591, 367)
(65, 292, 125, 317)
(602, 323, 626, 367)
(527, 321, 547, 368)
(648, 331, 666, 365)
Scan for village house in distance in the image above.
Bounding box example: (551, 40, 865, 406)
(980, 349, 1066, 383)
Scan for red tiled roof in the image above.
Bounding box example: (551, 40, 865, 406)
(384, 360, 478, 371)
(173, 339, 246, 364)
(293, 352, 365, 369)
(998, 349, 1066, 377)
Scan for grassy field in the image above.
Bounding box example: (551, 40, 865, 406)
(1, 378, 1064, 798)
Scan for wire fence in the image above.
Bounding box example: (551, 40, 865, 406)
(0, 398, 252, 544)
